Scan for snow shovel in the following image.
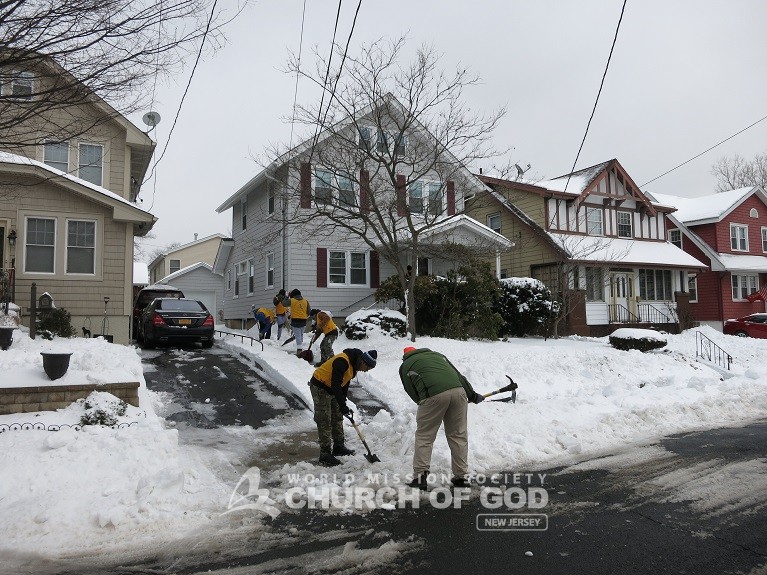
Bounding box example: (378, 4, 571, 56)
(344, 413, 380, 463)
(482, 375, 518, 403)
(280, 335, 296, 347)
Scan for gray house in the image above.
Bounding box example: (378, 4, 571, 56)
(157, 262, 224, 323)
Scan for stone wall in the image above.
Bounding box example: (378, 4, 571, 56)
(0, 382, 139, 415)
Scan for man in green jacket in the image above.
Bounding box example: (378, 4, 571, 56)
(399, 346, 484, 489)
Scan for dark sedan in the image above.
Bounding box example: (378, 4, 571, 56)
(723, 313, 767, 339)
(139, 298, 215, 349)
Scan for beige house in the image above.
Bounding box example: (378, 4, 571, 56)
(147, 233, 227, 285)
(0, 56, 157, 344)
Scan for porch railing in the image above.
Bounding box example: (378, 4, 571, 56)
(695, 330, 732, 371)
(636, 303, 671, 324)
(608, 304, 640, 323)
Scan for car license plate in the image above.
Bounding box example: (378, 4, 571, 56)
(179, 319, 192, 326)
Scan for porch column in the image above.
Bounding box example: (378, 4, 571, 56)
(496, 251, 501, 279)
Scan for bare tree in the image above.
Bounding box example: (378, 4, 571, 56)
(0, 0, 240, 151)
(711, 152, 767, 192)
(267, 37, 507, 340)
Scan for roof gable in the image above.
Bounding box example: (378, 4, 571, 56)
(649, 186, 767, 225)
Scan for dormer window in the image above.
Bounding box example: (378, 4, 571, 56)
(4, 71, 33, 100)
(586, 207, 603, 236)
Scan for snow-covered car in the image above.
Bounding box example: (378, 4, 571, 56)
(723, 313, 767, 338)
(139, 297, 214, 349)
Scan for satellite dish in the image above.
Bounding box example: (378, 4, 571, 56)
(142, 111, 161, 129)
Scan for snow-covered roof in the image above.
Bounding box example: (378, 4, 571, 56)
(159, 262, 215, 283)
(420, 214, 514, 248)
(649, 187, 764, 224)
(0, 151, 154, 219)
(548, 233, 707, 269)
(537, 161, 612, 194)
(716, 254, 767, 273)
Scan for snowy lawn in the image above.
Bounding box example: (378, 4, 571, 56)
(1, 318, 766, 562)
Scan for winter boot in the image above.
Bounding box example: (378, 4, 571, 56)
(408, 472, 429, 491)
(332, 442, 356, 456)
(451, 476, 471, 488)
(319, 450, 341, 467)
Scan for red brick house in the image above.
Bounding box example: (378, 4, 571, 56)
(649, 186, 767, 330)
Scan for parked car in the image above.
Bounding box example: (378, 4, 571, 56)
(139, 297, 214, 349)
(723, 313, 767, 338)
(132, 284, 184, 340)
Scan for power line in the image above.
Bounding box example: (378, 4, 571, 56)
(639, 114, 767, 188)
(145, 0, 220, 210)
(563, 0, 627, 193)
(288, 0, 308, 151)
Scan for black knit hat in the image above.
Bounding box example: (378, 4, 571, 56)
(289, 289, 301, 297)
(361, 350, 377, 368)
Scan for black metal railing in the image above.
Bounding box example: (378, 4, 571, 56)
(608, 304, 640, 323)
(214, 329, 264, 351)
(0, 421, 139, 434)
(0, 268, 15, 310)
(637, 303, 671, 324)
(695, 330, 732, 371)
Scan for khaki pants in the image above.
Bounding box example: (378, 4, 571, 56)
(310, 385, 344, 452)
(413, 387, 469, 476)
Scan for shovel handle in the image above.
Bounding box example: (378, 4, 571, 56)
(482, 375, 519, 398)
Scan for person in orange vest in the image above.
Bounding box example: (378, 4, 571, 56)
(288, 289, 310, 355)
(273, 289, 290, 340)
(308, 308, 338, 365)
(309, 348, 377, 466)
(253, 305, 275, 340)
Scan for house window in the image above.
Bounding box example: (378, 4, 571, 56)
(669, 229, 682, 249)
(617, 211, 632, 238)
(730, 224, 748, 251)
(376, 130, 389, 154)
(240, 196, 247, 231)
(227, 270, 232, 291)
(268, 186, 275, 215)
(234, 261, 247, 297)
(417, 257, 430, 276)
(77, 143, 103, 186)
(427, 183, 442, 216)
(487, 213, 501, 234)
(44, 141, 69, 172)
(585, 267, 604, 301)
(750, 208, 759, 218)
(393, 133, 407, 155)
(762, 227, 767, 253)
(639, 269, 672, 301)
(66, 220, 96, 274)
(248, 258, 255, 294)
(409, 181, 423, 213)
(688, 276, 698, 303)
(6, 71, 33, 99)
(314, 169, 333, 205)
(266, 252, 274, 288)
(24, 217, 56, 273)
(586, 207, 603, 235)
(169, 259, 180, 274)
(500, 269, 508, 279)
(338, 175, 355, 207)
(731, 274, 758, 301)
(358, 127, 373, 151)
(329, 251, 367, 285)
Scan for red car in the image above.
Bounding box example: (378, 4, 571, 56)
(723, 313, 767, 338)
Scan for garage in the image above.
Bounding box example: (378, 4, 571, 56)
(183, 290, 218, 323)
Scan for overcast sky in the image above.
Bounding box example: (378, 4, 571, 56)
(130, 0, 767, 257)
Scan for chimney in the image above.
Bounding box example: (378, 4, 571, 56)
(194, 233, 198, 241)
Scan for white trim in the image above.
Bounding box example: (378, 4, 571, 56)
(64, 217, 97, 276)
(327, 249, 369, 287)
(730, 223, 749, 252)
(78, 142, 104, 187)
(23, 215, 56, 275)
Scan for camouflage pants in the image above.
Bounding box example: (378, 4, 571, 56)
(310, 384, 345, 452)
(319, 330, 338, 364)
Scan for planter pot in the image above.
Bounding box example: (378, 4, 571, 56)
(41, 352, 73, 380)
(0, 326, 16, 350)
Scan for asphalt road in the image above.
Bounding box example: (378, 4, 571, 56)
(53, 345, 767, 575)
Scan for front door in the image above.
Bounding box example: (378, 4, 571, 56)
(610, 272, 636, 321)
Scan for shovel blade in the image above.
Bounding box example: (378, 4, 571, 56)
(365, 453, 381, 463)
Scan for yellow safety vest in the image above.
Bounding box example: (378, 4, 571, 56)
(291, 297, 309, 320)
(317, 311, 337, 334)
(312, 352, 354, 389)
(275, 299, 287, 315)
(256, 307, 274, 321)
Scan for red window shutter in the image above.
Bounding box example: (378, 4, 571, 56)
(316, 247, 327, 287)
(396, 174, 407, 216)
(370, 250, 380, 288)
(447, 180, 456, 215)
(300, 162, 312, 208)
(360, 169, 370, 211)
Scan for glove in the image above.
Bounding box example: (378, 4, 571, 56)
(341, 405, 353, 417)
(472, 393, 485, 404)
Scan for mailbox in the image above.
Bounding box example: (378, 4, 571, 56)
(38, 292, 55, 310)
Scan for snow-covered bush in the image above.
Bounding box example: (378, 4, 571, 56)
(79, 392, 128, 426)
(495, 277, 559, 337)
(342, 309, 407, 340)
(609, 328, 668, 352)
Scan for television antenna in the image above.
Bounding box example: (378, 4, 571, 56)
(142, 111, 162, 131)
